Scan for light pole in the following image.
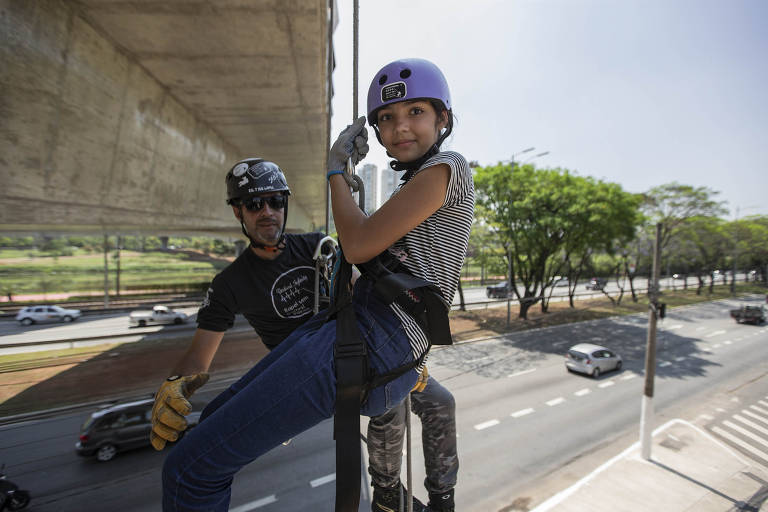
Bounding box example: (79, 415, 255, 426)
(522, 151, 550, 164)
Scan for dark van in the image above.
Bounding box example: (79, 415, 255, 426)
(75, 398, 200, 462)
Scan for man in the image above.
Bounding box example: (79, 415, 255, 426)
(150, 158, 457, 512)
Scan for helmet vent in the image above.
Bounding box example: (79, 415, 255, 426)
(399, 69, 411, 79)
(378, 74, 388, 85)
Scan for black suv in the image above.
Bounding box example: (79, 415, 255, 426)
(75, 398, 200, 462)
(486, 281, 512, 298)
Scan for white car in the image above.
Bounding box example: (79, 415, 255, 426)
(565, 343, 622, 378)
(129, 305, 188, 327)
(15, 305, 82, 326)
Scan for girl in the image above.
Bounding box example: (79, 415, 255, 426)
(161, 58, 474, 511)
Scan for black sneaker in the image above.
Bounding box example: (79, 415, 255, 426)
(372, 482, 428, 512)
(427, 489, 455, 512)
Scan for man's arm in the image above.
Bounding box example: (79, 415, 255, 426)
(170, 328, 226, 376)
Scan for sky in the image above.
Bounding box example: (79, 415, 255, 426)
(329, 0, 768, 218)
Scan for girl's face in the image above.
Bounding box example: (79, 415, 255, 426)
(376, 100, 448, 162)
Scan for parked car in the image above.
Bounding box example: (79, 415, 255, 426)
(730, 305, 766, 325)
(129, 305, 188, 327)
(75, 398, 201, 462)
(486, 281, 512, 299)
(585, 277, 607, 290)
(565, 343, 622, 378)
(15, 305, 82, 326)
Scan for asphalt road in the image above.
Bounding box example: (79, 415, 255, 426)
(1, 295, 766, 511)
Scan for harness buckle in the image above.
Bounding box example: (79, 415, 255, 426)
(334, 341, 367, 359)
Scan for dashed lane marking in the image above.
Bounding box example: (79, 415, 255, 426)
(474, 419, 500, 430)
(722, 421, 768, 449)
(511, 408, 535, 418)
(508, 368, 536, 378)
(724, 340, 732, 345)
(574, 388, 591, 397)
(698, 414, 714, 421)
(620, 374, 637, 380)
(546, 397, 566, 407)
(705, 330, 727, 338)
(310, 473, 336, 488)
(695, 326, 707, 332)
(675, 357, 686, 362)
(712, 426, 768, 464)
(713, 344, 722, 349)
(230, 495, 278, 511)
(666, 324, 684, 330)
(598, 381, 615, 388)
(659, 361, 672, 367)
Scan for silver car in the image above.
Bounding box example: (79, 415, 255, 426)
(128, 305, 188, 327)
(15, 305, 82, 326)
(565, 343, 622, 378)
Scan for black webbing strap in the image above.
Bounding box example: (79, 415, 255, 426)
(328, 252, 367, 512)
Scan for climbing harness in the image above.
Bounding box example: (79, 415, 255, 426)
(313, 236, 339, 315)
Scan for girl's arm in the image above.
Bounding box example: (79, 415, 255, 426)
(329, 163, 450, 264)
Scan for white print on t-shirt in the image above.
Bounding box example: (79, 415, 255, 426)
(271, 266, 316, 319)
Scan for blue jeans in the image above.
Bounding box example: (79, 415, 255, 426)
(162, 278, 419, 511)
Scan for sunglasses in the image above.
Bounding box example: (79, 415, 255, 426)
(241, 195, 287, 212)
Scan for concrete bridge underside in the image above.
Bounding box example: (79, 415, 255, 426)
(0, 0, 334, 236)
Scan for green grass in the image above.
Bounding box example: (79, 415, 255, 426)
(0, 250, 230, 296)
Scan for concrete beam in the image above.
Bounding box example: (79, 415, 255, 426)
(0, 0, 330, 235)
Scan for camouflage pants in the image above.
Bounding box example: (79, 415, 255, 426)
(367, 375, 458, 494)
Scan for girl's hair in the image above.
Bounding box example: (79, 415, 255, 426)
(428, 99, 455, 150)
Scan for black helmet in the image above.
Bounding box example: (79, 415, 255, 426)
(225, 158, 291, 205)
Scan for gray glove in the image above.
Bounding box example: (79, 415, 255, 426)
(328, 116, 369, 173)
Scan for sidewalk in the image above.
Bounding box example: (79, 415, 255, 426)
(531, 419, 768, 512)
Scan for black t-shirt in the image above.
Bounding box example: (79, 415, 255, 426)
(196, 232, 326, 349)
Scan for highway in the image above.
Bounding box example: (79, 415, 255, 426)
(1, 294, 766, 511)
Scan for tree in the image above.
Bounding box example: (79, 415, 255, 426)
(642, 182, 727, 272)
(676, 217, 730, 294)
(475, 163, 642, 319)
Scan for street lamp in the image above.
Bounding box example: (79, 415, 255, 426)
(522, 151, 550, 164)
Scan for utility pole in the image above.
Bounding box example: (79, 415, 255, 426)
(103, 234, 110, 308)
(640, 223, 662, 459)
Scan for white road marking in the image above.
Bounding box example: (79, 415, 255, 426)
(752, 405, 768, 415)
(723, 421, 768, 448)
(742, 409, 768, 426)
(697, 414, 714, 421)
(695, 326, 707, 331)
(553, 340, 569, 347)
(620, 374, 637, 380)
(724, 340, 732, 345)
(574, 388, 591, 397)
(734, 415, 768, 436)
(759, 400, 768, 409)
(659, 361, 672, 367)
(666, 324, 684, 330)
(474, 419, 500, 430)
(717, 408, 727, 413)
(713, 344, 722, 349)
(310, 473, 336, 488)
(511, 408, 535, 418)
(508, 368, 536, 378)
(706, 330, 726, 338)
(546, 397, 566, 406)
(230, 495, 278, 511)
(675, 357, 686, 362)
(598, 381, 615, 388)
(712, 426, 768, 463)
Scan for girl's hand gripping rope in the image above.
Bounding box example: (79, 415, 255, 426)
(150, 373, 209, 450)
(328, 116, 369, 175)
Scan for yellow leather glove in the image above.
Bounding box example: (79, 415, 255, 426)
(150, 373, 209, 451)
(411, 366, 429, 393)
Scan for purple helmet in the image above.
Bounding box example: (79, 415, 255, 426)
(366, 58, 451, 125)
